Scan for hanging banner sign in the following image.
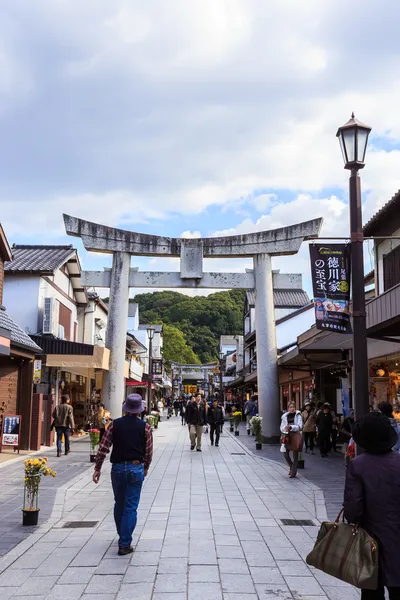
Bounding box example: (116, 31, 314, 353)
(309, 244, 351, 334)
(152, 359, 163, 379)
(33, 359, 42, 384)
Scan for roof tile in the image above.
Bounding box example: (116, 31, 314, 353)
(5, 245, 75, 274)
(0, 307, 41, 353)
(246, 289, 309, 309)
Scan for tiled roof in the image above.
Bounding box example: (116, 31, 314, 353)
(363, 189, 400, 236)
(0, 307, 41, 353)
(5, 245, 76, 274)
(246, 289, 309, 309)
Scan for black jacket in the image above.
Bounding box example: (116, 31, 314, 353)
(207, 406, 223, 425)
(316, 411, 333, 435)
(186, 402, 207, 426)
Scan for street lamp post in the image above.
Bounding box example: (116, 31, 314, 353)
(336, 113, 372, 420)
(147, 326, 155, 415)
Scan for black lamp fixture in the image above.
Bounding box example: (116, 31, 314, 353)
(336, 113, 372, 171)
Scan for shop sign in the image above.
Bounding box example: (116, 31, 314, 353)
(33, 360, 42, 384)
(1, 415, 21, 449)
(309, 244, 351, 334)
(184, 385, 198, 395)
(152, 359, 163, 379)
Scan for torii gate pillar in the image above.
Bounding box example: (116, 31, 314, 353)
(254, 253, 279, 441)
(102, 252, 130, 419)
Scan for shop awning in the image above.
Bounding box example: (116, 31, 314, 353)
(46, 345, 110, 370)
(244, 371, 257, 384)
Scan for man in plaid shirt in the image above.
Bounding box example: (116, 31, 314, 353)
(93, 394, 153, 555)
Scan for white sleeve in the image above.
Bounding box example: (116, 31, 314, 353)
(280, 414, 288, 434)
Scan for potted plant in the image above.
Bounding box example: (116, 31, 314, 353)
(23, 457, 56, 526)
(146, 415, 155, 429)
(88, 428, 100, 462)
(232, 411, 242, 436)
(151, 411, 160, 429)
(250, 416, 263, 449)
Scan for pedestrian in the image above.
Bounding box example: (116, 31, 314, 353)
(378, 401, 400, 452)
(316, 403, 333, 458)
(185, 393, 208, 452)
(208, 398, 223, 447)
(330, 406, 339, 452)
(341, 409, 355, 463)
(157, 398, 164, 420)
(93, 394, 153, 556)
(280, 402, 303, 478)
(52, 395, 75, 457)
(344, 412, 400, 600)
(244, 395, 257, 436)
(173, 399, 180, 417)
(95, 403, 108, 442)
(219, 401, 225, 434)
(302, 402, 317, 454)
(179, 399, 186, 425)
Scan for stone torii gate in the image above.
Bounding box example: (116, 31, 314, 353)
(64, 215, 322, 441)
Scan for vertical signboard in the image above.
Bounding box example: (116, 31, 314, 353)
(309, 244, 352, 334)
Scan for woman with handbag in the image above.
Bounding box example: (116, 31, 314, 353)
(280, 402, 303, 478)
(344, 412, 400, 600)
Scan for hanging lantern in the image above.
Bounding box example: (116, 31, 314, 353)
(376, 368, 385, 377)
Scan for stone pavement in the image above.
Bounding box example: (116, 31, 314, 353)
(0, 418, 359, 600)
(0, 436, 95, 557)
(231, 422, 346, 520)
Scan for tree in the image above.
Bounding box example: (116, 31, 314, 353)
(162, 323, 201, 368)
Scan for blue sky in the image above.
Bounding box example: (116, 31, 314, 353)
(1, 1, 400, 297)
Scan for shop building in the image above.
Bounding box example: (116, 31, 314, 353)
(0, 226, 42, 451)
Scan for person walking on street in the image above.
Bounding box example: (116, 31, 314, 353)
(316, 403, 333, 458)
(378, 401, 400, 452)
(185, 394, 208, 452)
(280, 402, 303, 478)
(157, 399, 164, 420)
(179, 399, 186, 425)
(93, 394, 153, 556)
(244, 395, 256, 436)
(344, 412, 400, 600)
(341, 409, 355, 463)
(173, 399, 180, 417)
(52, 395, 75, 457)
(330, 406, 339, 452)
(302, 402, 317, 454)
(219, 401, 225, 434)
(208, 398, 223, 447)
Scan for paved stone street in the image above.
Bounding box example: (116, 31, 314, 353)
(0, 418, 358, 600)
(0, 437, 95, 557)
(232, 422, 346, 520)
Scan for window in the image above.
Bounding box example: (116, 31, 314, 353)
(383, 245, 400, 291)
(58, 303, 72, 341)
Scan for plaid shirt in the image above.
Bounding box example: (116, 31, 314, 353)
(94, 420, 153, 472)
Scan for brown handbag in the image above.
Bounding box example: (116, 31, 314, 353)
(286, 431, 304, 452)
(306, 509, 379, 589)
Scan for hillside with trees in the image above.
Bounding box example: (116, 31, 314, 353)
(132, 290, 244, 364)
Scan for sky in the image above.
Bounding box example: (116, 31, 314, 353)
(1, 0, 400, 297)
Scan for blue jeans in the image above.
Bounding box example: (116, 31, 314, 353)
(56, 427, 70, 454)
(111, 463, 144, 548)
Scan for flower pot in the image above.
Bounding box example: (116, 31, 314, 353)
(235, 431, 239, 436)
(256, 442, 262, 450)
(154, 422, 158, 429)
(90, 454, 96, 463)
(22, 508, 39, 526)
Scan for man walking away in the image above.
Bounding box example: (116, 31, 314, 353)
(52, 395, 75, 457)
(208, 398, 223, 447)
(316, 403, 333, 458)
(93, 394, 153, 556)
(173, 399, 180, 417)
(219, 402, 225, 434)
(186, 394, 207, 452)
(244, 396, 256, 436)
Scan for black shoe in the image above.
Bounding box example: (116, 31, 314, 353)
(65, 451, 70, 456)
(211, 441, 214, 445)
(118, 546, 133, 556)
(196, 448, 202, 452)
(215, 444, 219, 447)
(247, 430, 250, 435)
(191, 445, 195, 450)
